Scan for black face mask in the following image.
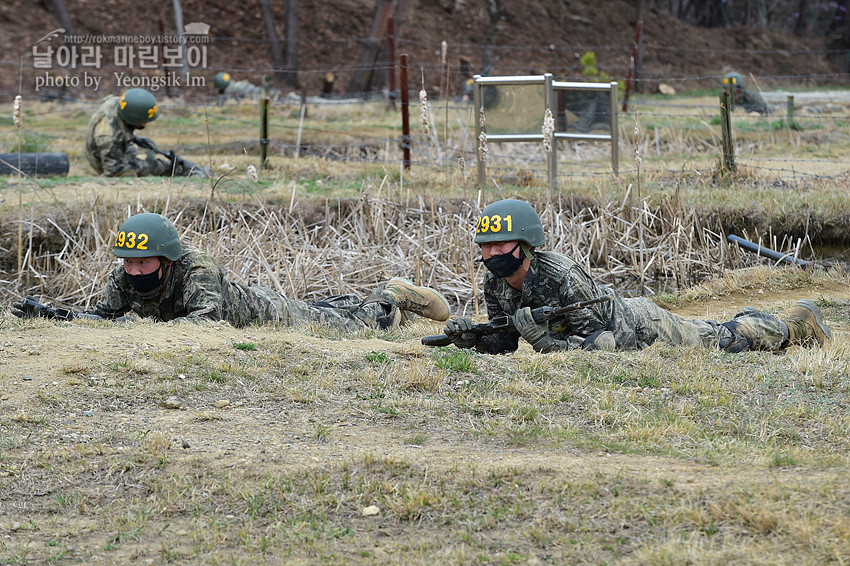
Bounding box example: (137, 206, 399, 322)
(127, 269, 165, 294)
(483, 242, 524, 277)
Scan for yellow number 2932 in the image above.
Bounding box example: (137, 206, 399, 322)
(115, 230, 149, 250)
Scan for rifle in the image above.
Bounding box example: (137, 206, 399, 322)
(11, 295, 76, 321)
(422, 295, 613, 347)
(11, 295, 103, 321)
(133, 136, 209, 177)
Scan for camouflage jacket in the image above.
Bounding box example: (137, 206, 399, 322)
(475, 251, 786, 353)
(85, 95, 172, 177)
(475, 251, 625, 354)
(735, 87, 770, 115)
(90, 247, 371, 331)
(220, 80, 282, 102)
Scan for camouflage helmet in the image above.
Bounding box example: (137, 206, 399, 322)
(213, 72, 232, 91)
(113, 213, 182, 261)
(722, 72, 744, 89)
(117, 88, 158, 126)
(474, 199, 546, 248)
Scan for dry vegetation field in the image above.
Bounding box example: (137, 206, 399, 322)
(1, 93, 850, 564)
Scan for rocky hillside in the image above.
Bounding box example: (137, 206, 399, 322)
(0, 0, 842, 100)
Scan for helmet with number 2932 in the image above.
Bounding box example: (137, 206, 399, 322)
(113, 213, 182, 261)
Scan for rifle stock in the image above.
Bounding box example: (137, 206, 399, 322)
(422, 295, 612, 347)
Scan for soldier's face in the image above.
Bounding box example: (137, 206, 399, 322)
(124, 257, 161, 276)
(481, 240, 521, 260)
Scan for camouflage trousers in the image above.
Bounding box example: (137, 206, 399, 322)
(246, 289, 392, 332)
(625, 297, 787, 351)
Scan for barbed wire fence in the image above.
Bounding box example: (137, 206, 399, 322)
(4, 87, 848, 186)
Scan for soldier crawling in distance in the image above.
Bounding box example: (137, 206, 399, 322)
(85, 88, 207, 177)
(723, 72, 770, 115)
(212, 72, 282, 103)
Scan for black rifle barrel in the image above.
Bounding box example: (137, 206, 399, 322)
(726, 234, 810, 266)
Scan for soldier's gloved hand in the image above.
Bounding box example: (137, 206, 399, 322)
(170, 152, 185, 171)
(581, 330, 616, 351)
(514, 307, 556, 353)
(135, 136, 156, 150)
(159, 150, 177, 171)
(11, 296, 51, 319)
(718, 321, 751, 353)
(444, 317, 478, 349)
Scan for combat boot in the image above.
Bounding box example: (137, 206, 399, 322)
(382, 277, 450, 322)
(783, 299, 832, 347)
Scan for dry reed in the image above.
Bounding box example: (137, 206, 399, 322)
(419, 88, 429, 136)
(0, 194, 800, 314)
(542, 108, 554, 154)
(246, 164, 259, 183)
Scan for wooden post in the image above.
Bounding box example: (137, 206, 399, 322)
(260, 76, 270, 170)
(720, 90, 735, 172)
(400, 53, 411, 169)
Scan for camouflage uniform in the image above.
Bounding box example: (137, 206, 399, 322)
(89, 247, 392, 330)
(735, 87, 770, 115)
(472, 251, 786, 354)
(220, 81, 282, 103)
(85, 96, 193, 177)
(564, 90, 612, 133)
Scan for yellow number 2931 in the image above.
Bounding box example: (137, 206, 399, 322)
(476, 214, 512, 234)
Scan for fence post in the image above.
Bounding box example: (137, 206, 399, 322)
(399, 53, 411, 170)
(260, 75, 270, 170)
(720, 90, 735, 173)
(622, 19, 643, 112)
(786, 95, 795, 127)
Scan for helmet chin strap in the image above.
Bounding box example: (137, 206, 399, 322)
(519, 242, 534, 260)
(161, 260, 174, 286)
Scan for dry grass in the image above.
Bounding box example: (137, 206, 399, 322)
(1, 95, 850, 565)
(2, 191, 836, 314)
(3, 96, 848, 314)
(1, 317, 850, 564)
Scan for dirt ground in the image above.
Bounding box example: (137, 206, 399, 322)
(3, 279, 848, 480)
(2, 270, 850, 562)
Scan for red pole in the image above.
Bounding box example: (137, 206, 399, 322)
(400, 53, 411, 169)
(622, 20, 643, 112)
(387, 17, 396, 107)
